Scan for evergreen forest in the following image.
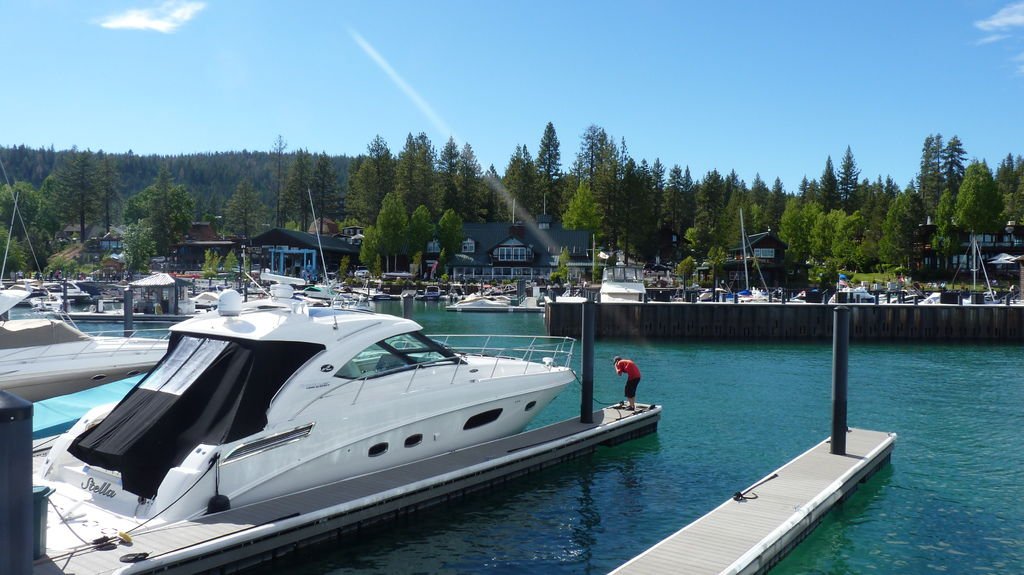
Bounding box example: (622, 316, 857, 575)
(2, 125, 1023, 282)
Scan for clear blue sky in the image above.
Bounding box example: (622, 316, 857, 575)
(2, 1, 1022, 194)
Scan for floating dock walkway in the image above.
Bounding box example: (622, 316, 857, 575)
(33, 404, 659, 575)
(612, 427, 895, 575)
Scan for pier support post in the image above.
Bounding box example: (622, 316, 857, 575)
(831, 305, 849, 455)
(0, 391, 33, 574)
(402, 294, 413, 318)
(580, 300, 595, 423)
(124, 286, 135, 337)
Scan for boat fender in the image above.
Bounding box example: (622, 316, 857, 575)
(207, 494, 231, 514)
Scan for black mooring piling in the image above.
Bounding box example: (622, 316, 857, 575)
(580, 300, 595, 424)
(831, 305, 850, 455)
(0, 391, 33, 574)
(123, 286, 135, 337)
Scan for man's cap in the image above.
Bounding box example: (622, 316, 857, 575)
(613, 356, 622, 363)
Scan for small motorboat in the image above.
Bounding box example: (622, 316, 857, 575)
(447, 293, 514, 311)
(599, 264, 646, 303)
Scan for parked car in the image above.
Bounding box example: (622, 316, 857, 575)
(354, 266, 370, 278)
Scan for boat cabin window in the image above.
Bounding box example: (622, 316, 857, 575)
(334, 331, 458, 380)
(603, 266, 642, 282)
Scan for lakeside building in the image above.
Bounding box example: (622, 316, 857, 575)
(722, 230, 791, 289)
(166, 222, 237, 272)
(427, 216, 592, 282)
(915, 221, 1024, 281)
(250, 228, 361, 280)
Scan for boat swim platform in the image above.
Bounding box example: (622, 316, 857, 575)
(612, 427, 895, 575)
(33, 404, 660, 575)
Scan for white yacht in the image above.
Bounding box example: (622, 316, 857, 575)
(827, 286, 877, 304)
(0, 293, 168, 401)
(599, 264, 646, 303)
(447, 293, 514, 311)
(36, 282, 576, 553)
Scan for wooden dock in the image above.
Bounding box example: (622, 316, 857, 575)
(33, 404, 659, 575)
(546, 301, 1024, 342)
(611, 427, 895, 575)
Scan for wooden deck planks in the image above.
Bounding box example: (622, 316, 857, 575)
(611, 428, 894, 575)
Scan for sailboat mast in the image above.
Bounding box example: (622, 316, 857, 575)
(740, 209, 749, 291)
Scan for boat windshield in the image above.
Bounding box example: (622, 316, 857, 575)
(603, 266, 642, 282)
(334, 331, 458, 380)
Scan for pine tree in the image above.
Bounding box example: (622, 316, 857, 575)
(94, 153, 121, 233)
(310, 152, 339, 233)
(819, 156, 839, 211)
(394, 133, 437, 216)
(502, 145, 537, 218)
(941, 136, 967, 197)
(284, 149, 313, 230)
(837, 147, 860, 211)
(917, 134, 945, 216)
(437, 137, 460, 215)
(272, 135, 287, 227)
(347, 135, 395, 225)
(455, 143, 486, 222)
(995, 154, 1021, 223)
(55, 149, 98, 242)
(225, 179, 268, 239)
(662, 165, 685, 236)
(767, 177, 787, 231)
(691, 170, 724, 257)
(536, 122, 562, 216)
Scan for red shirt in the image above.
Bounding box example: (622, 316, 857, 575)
(615, 359, 641, 379)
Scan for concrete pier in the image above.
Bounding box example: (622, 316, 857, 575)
(545, 301, 1024, 341)
(612, 428, 895, 575)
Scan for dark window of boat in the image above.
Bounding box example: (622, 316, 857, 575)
(524, 401, 537, 412)
(463, 408, 503, 430)
(368, 442, 389, 457)
(404, 434, 423, 448)
(334, 331, 460, 380)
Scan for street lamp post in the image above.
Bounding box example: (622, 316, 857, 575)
(1007, 222, 1021, 301)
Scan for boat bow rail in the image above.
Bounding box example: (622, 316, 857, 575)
(432, 334, 576, 369)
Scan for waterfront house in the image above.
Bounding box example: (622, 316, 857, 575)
(430, 216, 592, 282)
(723, 230, 790, 289)
(250, 228, 361, 280)
(166, 222, 238, 272)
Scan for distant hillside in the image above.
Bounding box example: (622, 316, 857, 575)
(0, 144, 354, 213)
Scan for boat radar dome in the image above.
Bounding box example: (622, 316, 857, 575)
(217, 289, 243, 316)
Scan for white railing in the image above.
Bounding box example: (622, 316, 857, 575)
(430, 334, 575, 369)
(341, 335, 576, 406)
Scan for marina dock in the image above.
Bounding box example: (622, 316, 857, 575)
(33, 404, 659, 575)
(612, 427, 895, 575)
(546, 301, 1024, 342)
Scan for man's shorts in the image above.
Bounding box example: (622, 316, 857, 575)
(624, 377, 640, 398)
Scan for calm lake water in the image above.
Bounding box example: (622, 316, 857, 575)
(252, 300, 1024, 575)
(24, 301, 1024, 573)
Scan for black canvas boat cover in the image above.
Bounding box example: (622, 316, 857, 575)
(69, 333, 324, 499)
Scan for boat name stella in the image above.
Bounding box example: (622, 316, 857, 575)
(81, 477, 117, 498)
